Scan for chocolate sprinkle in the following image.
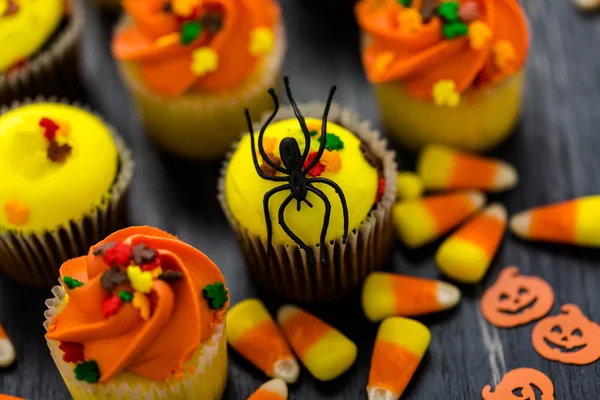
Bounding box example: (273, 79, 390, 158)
(132, 244, 157, 266)
(201, 12, 223, 34)
(158, 270, 184, 281)
(420, 0, 439, 23)
(360, 142, 382, 171)
(47, 141, 73, 163)
(260, 153, 282, 176)
(100, 266, 129, 292)
(93, 242, 116, 256)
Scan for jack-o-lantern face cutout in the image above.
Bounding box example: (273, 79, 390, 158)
(482, 368, 554, 400)
(532, 304, 600, 365)
(481, 267, 554, 328)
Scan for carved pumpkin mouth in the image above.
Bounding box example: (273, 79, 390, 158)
(498, 298, 537, 315)
(543, 337, 587, 353)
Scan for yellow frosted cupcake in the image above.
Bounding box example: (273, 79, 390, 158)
(44, 226, 229, 400)
(218, 78, 397, 303)
(0, 0, 84, 104)
(0, 101, 133, 286)
(356, 0, 530, 152)
(112, 0, 286, 160)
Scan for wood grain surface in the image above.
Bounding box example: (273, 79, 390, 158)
(2, 0, 600, 398)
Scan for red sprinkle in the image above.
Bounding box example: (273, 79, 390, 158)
(103, 243, 132, 267)
(140, 255, 162, 271)
(376, 177, 386, 203)
(303, 152, 326, 177)
(59, 341, 85, 363)
(39, 117, 60, 141)
(101, 294, 123, 318)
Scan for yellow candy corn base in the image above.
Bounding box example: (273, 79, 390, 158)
(115, 21, 287, 160)
(44, 286, 228, 400)
(374, 71, 525, 152)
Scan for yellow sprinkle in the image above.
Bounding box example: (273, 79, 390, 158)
(468, 21, 492, 50)
(397, 9, 423, 35)
(374, 52, 395, 75)
(132, 292, 151, 320)
(4, 200, 29, 226)
(493, 40, 517, 71)
(320, 150, 342, 173)
(432, 79, 461, 108)
(172, 0, 199, 17)
(151, 267, 164, 279)
(249, 27, 275, 56)
(396, 172, 424, 199)
(191, 47, 218, 77)
(155, 32, 180, 49)
(127, 266, 154, 294)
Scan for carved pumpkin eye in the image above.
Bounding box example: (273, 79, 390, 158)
(518, 287, 528, 295)
(499, 293, 509, 301)
(572, 328, 583, 337)
(551, 325, 562, 334)
(512, 387, 524, 397)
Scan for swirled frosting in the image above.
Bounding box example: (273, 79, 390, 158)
(46, 226, 229, 383)
(356, 0, 529, 99)
(112, 0, 281, 97)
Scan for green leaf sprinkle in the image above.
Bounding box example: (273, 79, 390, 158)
(442, 22, 469, 39)
(74, 361, 100, 383)
(203, 282, 228, 309)
(63, 276, 84, 290)
(319, 133, 344, 151)
(437, 1, 460, 22)
(118, 291, 133, 302)
(181, 21, 203, 46)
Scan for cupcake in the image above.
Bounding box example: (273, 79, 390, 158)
(0, 100, 133, 287)
(112, 0, 286, 160)
(356, 0, 530, 152)
(44, 226, 230, 399)
(218, 77, 397, 303)
(0, 0, 84, 105)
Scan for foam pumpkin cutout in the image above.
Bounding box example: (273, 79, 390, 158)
(482, 367, 555, 400)
(481, 266, 554, 328)
(532, 304, 600, 365)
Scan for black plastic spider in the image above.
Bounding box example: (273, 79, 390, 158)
(244, 77, 349, 265)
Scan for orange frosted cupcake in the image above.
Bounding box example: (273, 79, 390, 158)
(356, 0, 530, 152)
(44, 226, 229, 400)
(112, 0, 286, 160)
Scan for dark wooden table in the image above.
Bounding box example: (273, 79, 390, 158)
(2, 0, 600, 398)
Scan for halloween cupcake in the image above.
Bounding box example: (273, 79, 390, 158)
(44, 226, 230, 399)
(218, 77, 397, 303)
(0, 0, 84, 105)
(0, 100, 133, 287)
(112, 0, 286, 160)
(355, 0, 530, 152)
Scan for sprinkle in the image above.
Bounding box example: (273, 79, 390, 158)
(118, 290, 134, 302)
(151, 267, 164, 279)
(261, 153, 282, 176)
(493, 40, 517, 72)
(100, 266, 129, 292)
(172, 0, 197, 17)
(140, 257, 162, 271)
(132, 244, 158, 267)
(93, 242, 116, 256)
(101, 294, 123, 318)
(437, 1, 460, 22)
(103, 243, 132, 267)
(3, 200, 29, 226)
(303, 152, 327, 177)
(203, 282, 229, 309)
(397, 0, 412, 6)
(155, 32, 180, 48)
(374, 52, 395, 75)
(420, 0, 438, 22)
(3, 0, 19, 16)
(132, 292, 151, 320)
(249, 27, 275, 56)
(181, 21, 203, 46)
(309, 130, 318, 137)
(459, 1, 480, 23)
(468, 21, 492, 50)
(319, 133, 344, 151)
(158, 270, 184, 281)
(63, 276, 84, 290)
(376, 178, 386, 203)
(263, 137, 278, 153)
(442, 21, 469, 39)
(39, 117, 60, 141)
(200, 12, 223, 34)
(397, 8, 423, 35)
(59, 341, 85, 363)
(191, 47, 218, 76)
(47, 141, 73, 163)
(320, 150, 342, 173)
(127, 266, 154, 294)
(432, 79, 461, 107)
(74, 361, 100, 383)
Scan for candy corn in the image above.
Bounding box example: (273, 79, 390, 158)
(277, 305, 357, 381)
(247, 378, 288, 400)
(393, 191, 486, 248)
(436, 203, 507, 283)
(0, 324, 15, 368)
(396, 172, 424, 199)
(510, 195, 600, 247)
(417, 145, 518, 192)
(362, 272, 461, 322)
(227, 299, 299, 383)
(367, 317, 431, 400)
(572, 0, 600, 11)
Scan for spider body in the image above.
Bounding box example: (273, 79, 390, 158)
(244, 77, 349, 265)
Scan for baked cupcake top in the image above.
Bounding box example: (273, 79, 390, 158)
(112, 0, 281, 97)
(0, 0, 64, 74)
(356, 0, 529, 100)
(46, 226, 229, 383)
(0, 103, 118, 233)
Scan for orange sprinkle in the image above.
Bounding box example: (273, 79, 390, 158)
(3, 200, 29, 226)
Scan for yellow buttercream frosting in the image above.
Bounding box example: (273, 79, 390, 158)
(0, 103, 118, 233)
(0, 0, 64, 74)
(225, 118, 379, 246)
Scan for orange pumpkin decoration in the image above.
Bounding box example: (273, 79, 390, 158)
(532, 304, 600, 365)
(482, 367, 554, 400)
(481, 266, 554, 328)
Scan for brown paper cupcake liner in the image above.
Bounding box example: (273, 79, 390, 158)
(0, 2, 84, 105)
(218, 102, 397, 303)
(0, 98, 134, 287)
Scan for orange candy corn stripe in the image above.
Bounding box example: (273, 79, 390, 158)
(248, 378, 288, 400)
(0, 324, 15, 368)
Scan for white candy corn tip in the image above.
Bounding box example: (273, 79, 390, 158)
(573, 0, 599, 10)
(467, 191, 486, 210)
(509, 211, 531, 239)
(437, 282, 461, 310)
(483, 203, 507, 220)
(261, 378, 288, 397)
(0, 338, 16, 367)
(494, 162, 519, 191)
(276, 304, 299, 325)
(368, 387, 397, 400)
(274, 358, 300, 384)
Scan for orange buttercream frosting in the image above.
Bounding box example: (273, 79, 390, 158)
(46, 226, 229, 383)
(356, 0, 529, 99)
(112, 0, 281, 97)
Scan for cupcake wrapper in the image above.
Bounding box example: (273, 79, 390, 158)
(44, 285, 228, 400)
(218, 103, 397, 303)
(0, 98, 134, 287)
(0, 2, 84, 105)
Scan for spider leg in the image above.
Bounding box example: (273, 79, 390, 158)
(258, 89, 288, 174)
(283, 77, 313, 166)
(296, 200, 301, 212)
(304, 198, 313, 208)
(308, 177, 349, 243)
(278, 194, 315, 265)
(263, 185, 290, 264)
(245, 108, 287, 182)
(302, 85, 337, 174)
(306, 186, 331, 264)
